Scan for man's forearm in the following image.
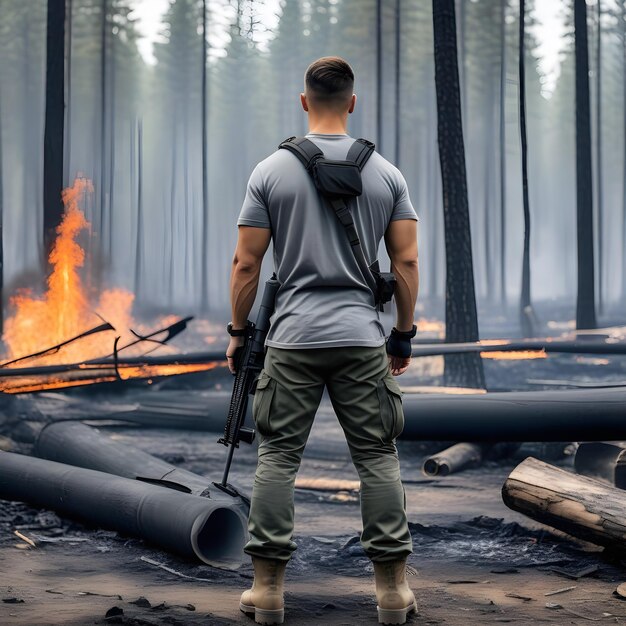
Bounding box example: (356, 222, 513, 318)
(230, 260, 262, 328)
(391, 259, 419, 331)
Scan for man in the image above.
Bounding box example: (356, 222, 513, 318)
(227, 56, 419, 625)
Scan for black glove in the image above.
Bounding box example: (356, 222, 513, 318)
(386, 325, 417, 358)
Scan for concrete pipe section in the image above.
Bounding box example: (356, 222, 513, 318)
(0, 451, 246, 569)
(35, 420, 247, 508)
(400, 387, 626, 442)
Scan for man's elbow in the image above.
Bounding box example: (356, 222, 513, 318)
(391, 256, 418, 271)
(232, 253, 262, 275)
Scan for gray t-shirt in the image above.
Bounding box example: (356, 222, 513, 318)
(237, 132, 419, 349)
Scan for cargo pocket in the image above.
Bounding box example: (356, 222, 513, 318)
(377, 374, 405, 443)
(252, 371, 276, 437)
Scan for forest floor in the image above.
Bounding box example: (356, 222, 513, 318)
(1, 305, 626, 626)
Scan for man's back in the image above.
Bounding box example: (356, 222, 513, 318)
(237, 132, 419, 349)
(232, 56, 419, 626)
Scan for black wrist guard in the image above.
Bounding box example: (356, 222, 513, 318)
(385, 325, 417, 358)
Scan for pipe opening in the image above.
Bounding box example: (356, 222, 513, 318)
(423, 459, 450, 476)
(191, 506, 246, 569)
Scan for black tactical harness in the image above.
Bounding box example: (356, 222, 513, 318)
(278, 136, 396, 311)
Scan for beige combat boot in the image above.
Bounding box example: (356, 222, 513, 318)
(373, 558, 418, 624)
(239, 556, 286, 625)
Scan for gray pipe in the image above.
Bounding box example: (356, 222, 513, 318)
(31, 387, 626, 442)
(400, 387, 626, 441)
(34, 420, 244, 505)
(574, 441, 626, 488)
(65, 390, 233, 431)
(422, 442, 484, 476)
(0, 451, 246, 569)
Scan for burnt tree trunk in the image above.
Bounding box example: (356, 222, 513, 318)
(100, 0, 107, 245)
(133, 119, 144, 296)
(574, 0, 597, 330)
(459, 0, 467, 120)
(43, 0, 66, 257)
(394, 0, 401, 166)
(519, 0, 535, 337)
(503, 456, 626, 550)
(432, 0, 485, 389)
(622, 0, 626, 305)
(107, 29, 116, 259)
(499, 0, 507, 306)
(0, 86, 4, 334)
(201, 0, 209, 310)
(595, 0, 603, 315)
(376, 0, 383, 153)
(64, 0, 73, 185)
(483, 77, 495, 303)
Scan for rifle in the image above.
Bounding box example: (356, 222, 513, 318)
(214, 273, 280, 499)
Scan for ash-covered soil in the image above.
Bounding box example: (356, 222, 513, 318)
(1, 309, 626, 625)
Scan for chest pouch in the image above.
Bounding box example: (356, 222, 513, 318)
(311, 158, 363, 198)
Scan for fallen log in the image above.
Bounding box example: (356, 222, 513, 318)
(34, 420, 248, 512)
(502, 456, 626, 549)
(0, 451, 246, 568)
(574, 442, 626, 489)
(6, 334, 624, 380)
(294, 477, 360, 492)
(0, 351, 225, 379)
(20, 389, 232, 432)
(422, 443, 484, 476)
(410, 339, 626, 357)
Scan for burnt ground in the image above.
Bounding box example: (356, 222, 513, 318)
(1, 308, 626, 626)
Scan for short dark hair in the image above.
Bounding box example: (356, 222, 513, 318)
(304, 56, 354, 109)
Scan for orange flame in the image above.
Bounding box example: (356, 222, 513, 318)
(480, 350, 547, 360)
(0, 178, 215, 395)
(2, 178, 138, 366)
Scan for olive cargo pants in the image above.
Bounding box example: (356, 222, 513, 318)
(243, 343, 413, 563)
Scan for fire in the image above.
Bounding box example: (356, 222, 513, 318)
(2, 178, 138, 366)
(480, 350, 547, 360)
(0, 178, 217, 394)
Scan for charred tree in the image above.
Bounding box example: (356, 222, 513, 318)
(459, 0, 467, 118)
(0, 91, 3, 334)
(499, 0, 507, 305)
(43, 0, 66, 257)
(63, 0, 73, 185)
(107, 24, 116, 260)
(100, 0, 108, 245)
(432, 0, 485, 389)
(483, 76, 495, 303)
(623, 0, 626, 305)
(201, 0, 209, 310)
(574, 0, 597, 330)
(394, 0, 401, 166)
(518, 0, 535, 337)
(134, 119, 143, 295)
(596, 0, 603, 314)
(376, 0, 383, 153)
